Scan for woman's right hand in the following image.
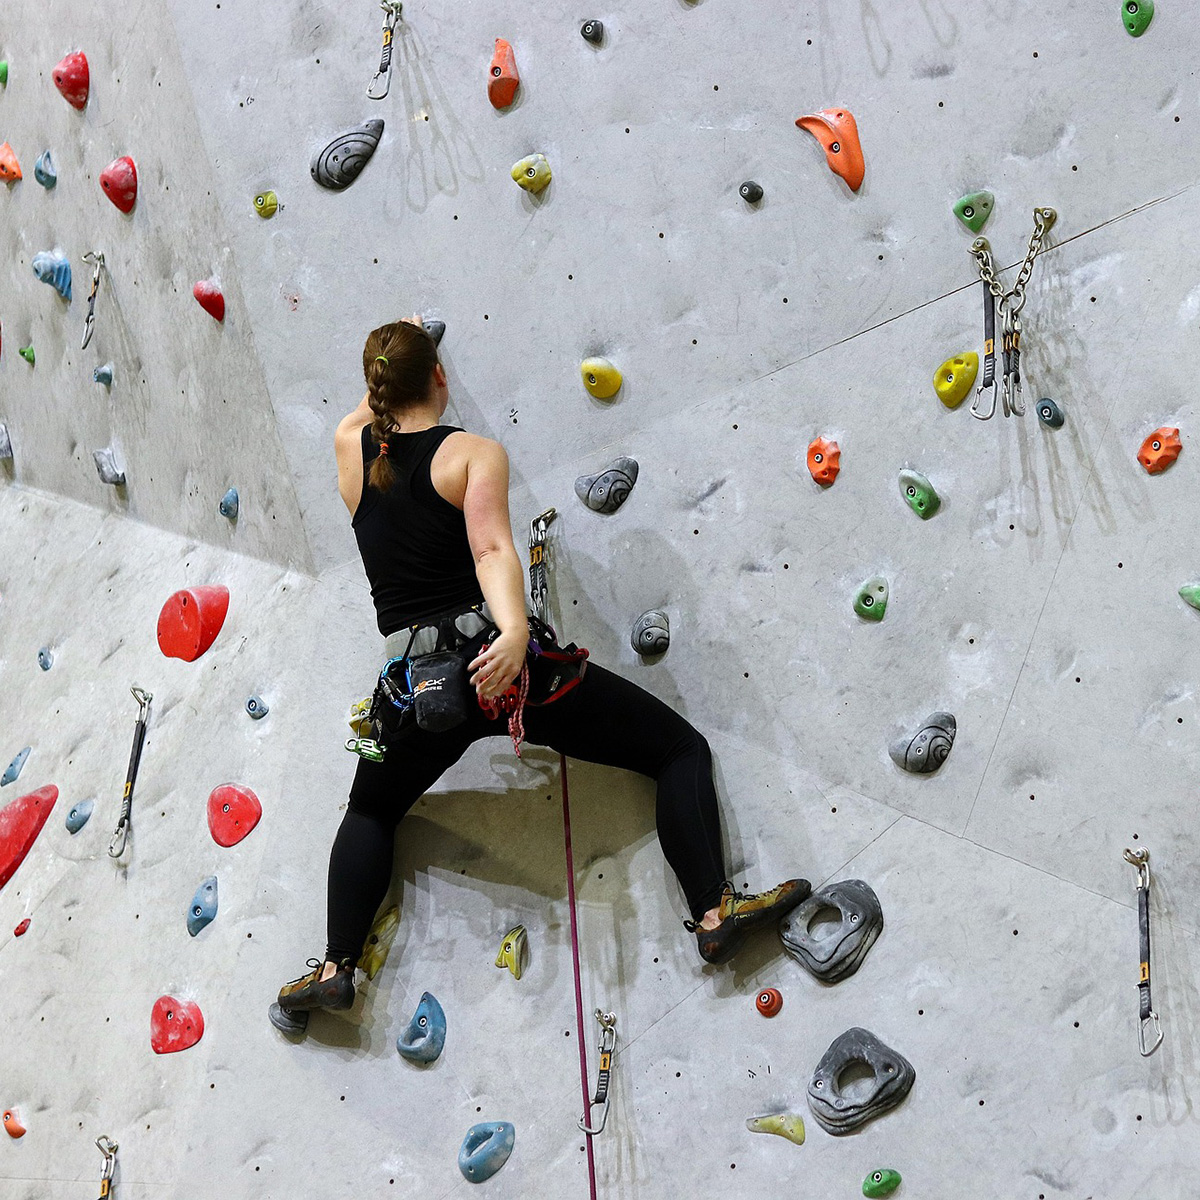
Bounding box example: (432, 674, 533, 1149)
(468, 628, 527, 700)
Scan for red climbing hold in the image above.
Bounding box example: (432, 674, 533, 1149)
(100, 156, 138, 213)
(192, 279, 225, 322)
(207, 783, 262, 847)
(2, 1110, 25, 1138)
(756, 987, 783, 1017)
(487, 39, 519, 109)
(157, 585, 229, 661)
(0, 143, 22, 183)
(0, 785, 58, 892)
(52, 51, 90, 109)
(150, 995, 205, 1054)
(13, 918, 29, 936)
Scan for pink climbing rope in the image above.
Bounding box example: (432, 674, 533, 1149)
(560, 753, 598, 1200)
(479, 661, 530, 756)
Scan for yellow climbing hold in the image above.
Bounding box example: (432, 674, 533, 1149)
(358, 905, 401, 980)
(933, 352, 979, 409)
(511, 153, 552, 194)
(495, 924, 527, 979)
(580, 357, 622, 399)
(745, 1111, 806, 1145)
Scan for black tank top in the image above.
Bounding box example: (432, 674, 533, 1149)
(352, 424, 485, 635)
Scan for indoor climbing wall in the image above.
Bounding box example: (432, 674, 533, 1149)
(1, 0, 1198, 1196)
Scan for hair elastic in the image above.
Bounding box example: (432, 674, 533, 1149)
(379, 441, 390, 456)
(375, 355, 389, 365)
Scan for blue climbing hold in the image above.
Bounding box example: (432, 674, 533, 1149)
(187, 876, 219, 936)
(1, 747, 31, 786)
(37, 647, 53, 671)
(245, 695, 268, 719)
(32, 250, 71, 300)
(220, 487, 239, 519)
(458, 1122, 515, 1183)
(65, 798, 94, 834)
(93, 363, 113, 386)
(34, 151, 56, 189)
(397, 991, 447, 1064)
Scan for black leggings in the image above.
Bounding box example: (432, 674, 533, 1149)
(325, 661, 728, 963)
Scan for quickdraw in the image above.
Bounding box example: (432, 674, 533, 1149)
(366, 2, 403, 100)
(969, 206, 1057, 421)
(81, 250, 104, 350)
(95, 1135, 118, 1198)
(578, 1009, 617, 1135)
(1123, 847, 1163, 1057)
(109, 686, 151, 859)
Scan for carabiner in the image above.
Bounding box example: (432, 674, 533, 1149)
(1123, 846, 1163, 1057)
(96, 1135, 119, 1198)
(81, 251, 104, 350)
(970, 280, 998, 421)
(1139, 1012, 1164, 1058)
(578, 1009, 617, 1135)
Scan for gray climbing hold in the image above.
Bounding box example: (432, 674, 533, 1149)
(889, 711, 955, 774)
(310, 118, 384, 190)
(0, 423, 11, 460)
(33, 150, 56, 189)
(780, 879, 884, 983)
(1, 747, 31, 786)
(740, 180, 763, 203)
(580, 19, 603, 43)
(574, 456, 638, 514)
(458, 1122, 515, 1183)
(245, 695, 269, 720)
(32, 250, 72, 300)
(1036, 397, 1064, 429)
(65, 797, 94, 834)
(423, 319, 445, 346)
(187, 875, 218, 936)
(37, 647, 53, 671)
(631, 609, 669, 655)
(807, 1027, 915, 1135)
(220, 488, 239, 519)
(92, 448, 125, 486)
(93, 363, 113, 386)
(396, 991, 447, 1064)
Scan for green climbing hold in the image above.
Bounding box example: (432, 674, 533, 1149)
(854, 576, 889, 621)
(953, 190, 994, 233)
(1179, 584, 1200, 611)
(0, 62, 8, 87)
(1122, 0, 1153, 36)
(863, 1169, 902, 1198)
(899, 468, 940, 519)
(18, 345, 34, 365)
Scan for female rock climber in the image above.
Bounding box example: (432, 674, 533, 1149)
(275, 317, 809, 1017)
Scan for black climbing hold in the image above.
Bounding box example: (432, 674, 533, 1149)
(780, 879, 883, 983)
(580, 19, 604, 43)
(807, 1027, 916, 1135)
(631, 610, 669, 655)
(1036, 397, 1064, 429)
(740, 181, 763, 203)
(268, 1003, 309, 1036)
(310, 119, 384, 191)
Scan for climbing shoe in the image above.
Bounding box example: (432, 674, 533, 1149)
(685, 878, 812, 965)
(276, 957, 356, 1012)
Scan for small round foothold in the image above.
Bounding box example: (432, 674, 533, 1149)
(581, 19, 604, 43)
(1036, 397, 1064, 429)
(19, 345, 35, 365)
(1123, 0, 1154, 36)
(580, 356, 622, 399)
(739, 180, 763, 203)
(756, 987, 783, 1017)
(246, 695, 269, 720)
(254, 190, 279, 218)
(37, 647, 53, 671)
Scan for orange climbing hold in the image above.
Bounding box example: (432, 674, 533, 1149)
(795, 108, 865, 193)
(1137, 427, 1181, 474)
(2, 1109, 25, 1138)
(488, 39, 519, 109)
(807, 437, 841, 487)
(0, 143, 22, 182)
(52, 51, 90, 109)
(156, 585, 230, 662)
(756, 987, 783, 1017)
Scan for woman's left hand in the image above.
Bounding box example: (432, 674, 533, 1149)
(469, 629, 527, 699)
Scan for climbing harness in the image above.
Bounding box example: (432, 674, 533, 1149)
(579, 1009, 617, 1135)
(1123, 847, 1163, 1057)
(969, 206, 1057, 420)
(95, 1135, 118, 1198)
(81, 251, 104, 351)
(108, 685, 151, 859)
(366, 2, 403, 100)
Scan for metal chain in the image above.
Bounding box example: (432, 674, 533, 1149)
(969, 207, 1056, 309)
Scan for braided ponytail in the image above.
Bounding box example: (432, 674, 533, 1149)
(363, 321, 440, 491)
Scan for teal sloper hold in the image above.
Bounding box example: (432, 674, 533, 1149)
(94, 363, 113, 386)
(32, 250, 71, 300)
(37, 647, 53, 670)
(1179, 584, 1200, 612)
(187, 876, 218, 936)
(1, 747, 31, 786)
(396, 991, 446, 1063)
(953, 190, 994, 233)
(458, 1122, 515, 1183)
(65, 797, 94, 834)
(219, 487, 239, 519)
(1122, 0, 1154, 35)
(34, 151, 56, 189)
